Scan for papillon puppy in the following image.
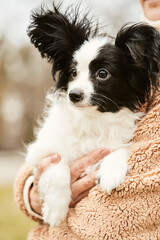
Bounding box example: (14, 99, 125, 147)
(26, 3, 160, 227)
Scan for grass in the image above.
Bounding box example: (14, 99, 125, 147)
(0, 186, 36, 240)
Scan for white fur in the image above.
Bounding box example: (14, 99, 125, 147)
(73, 37, 108, 70)
(68, 37, 110, 107)
(39, 159, 71, 226)
(26, 91, 141, 226)
(26, 37, 141, 227)
(97, 148, 129, 194)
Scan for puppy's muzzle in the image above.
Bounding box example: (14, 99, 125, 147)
(69, 88, 84, 103)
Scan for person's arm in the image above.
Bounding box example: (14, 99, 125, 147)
(14, 148, 110, 222)
(14, 163, 43, 223)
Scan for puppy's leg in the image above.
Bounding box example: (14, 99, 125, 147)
(39, 159, 71, 227)
(26, 142, 53, 167)
(97, 148, 129, 194)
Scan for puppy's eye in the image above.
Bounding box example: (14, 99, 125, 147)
(71, 68, 77, 78)
(97, 68, 111, 80)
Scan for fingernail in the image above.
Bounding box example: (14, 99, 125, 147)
(50, 154, 61, 163)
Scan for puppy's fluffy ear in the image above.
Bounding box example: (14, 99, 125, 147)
(115, 23, 160, 106)
(27, 3, 97, 73)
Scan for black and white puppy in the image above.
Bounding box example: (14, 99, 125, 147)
(26, 4, 160, 227)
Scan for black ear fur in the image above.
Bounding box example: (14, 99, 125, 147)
(115, 23, 160, 106)
(27, 3, 98, 74)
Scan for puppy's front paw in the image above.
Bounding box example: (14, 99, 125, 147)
(97, 153, 128, 194)
(42, 195, 70, 227)
(39, 161, 71, 227)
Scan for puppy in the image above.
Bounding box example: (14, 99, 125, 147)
(26, 3, 160, 227)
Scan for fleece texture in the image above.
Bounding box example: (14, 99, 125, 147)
(14, 85, 160, 240)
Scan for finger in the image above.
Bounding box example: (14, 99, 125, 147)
(71, 171, 97, 198)
(70, 189, 91, 208)
(34, 154, 61, 191)
(36, 154, 61, 176)
(70, 148, 110, 183)
(29, 185, 42, 215)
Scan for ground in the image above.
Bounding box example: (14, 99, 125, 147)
(0, 186, 35, 240)
(0, 151, 35, 240)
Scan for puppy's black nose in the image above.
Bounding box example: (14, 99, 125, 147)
(69, 89, 84, 103)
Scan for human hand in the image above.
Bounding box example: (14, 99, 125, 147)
(69, 148, 110, 207)
(29, 148, 110, 214)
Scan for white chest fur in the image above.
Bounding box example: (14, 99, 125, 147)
(26, 94, 140, 167)
(25, 94, 141, 227)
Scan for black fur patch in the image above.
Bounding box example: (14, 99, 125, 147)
(27, 3, 98, 90)
(89, 24, 160, 112)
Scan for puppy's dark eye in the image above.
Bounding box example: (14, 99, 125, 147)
(97, 68, 111, 80)
(71, 68, 77, 78)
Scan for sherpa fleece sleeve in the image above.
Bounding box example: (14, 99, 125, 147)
(14, 163, 43, 223)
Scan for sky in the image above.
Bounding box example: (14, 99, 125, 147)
(0, 0, 44, 46)
(0, 0, 142, 46)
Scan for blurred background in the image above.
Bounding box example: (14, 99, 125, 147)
(0, 0, 142, 239)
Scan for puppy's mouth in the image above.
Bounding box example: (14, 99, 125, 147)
(69, 99, 94, 109)
(73, 102, 94, 108)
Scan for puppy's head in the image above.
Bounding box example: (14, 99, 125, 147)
(28, 3, 160, 113)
